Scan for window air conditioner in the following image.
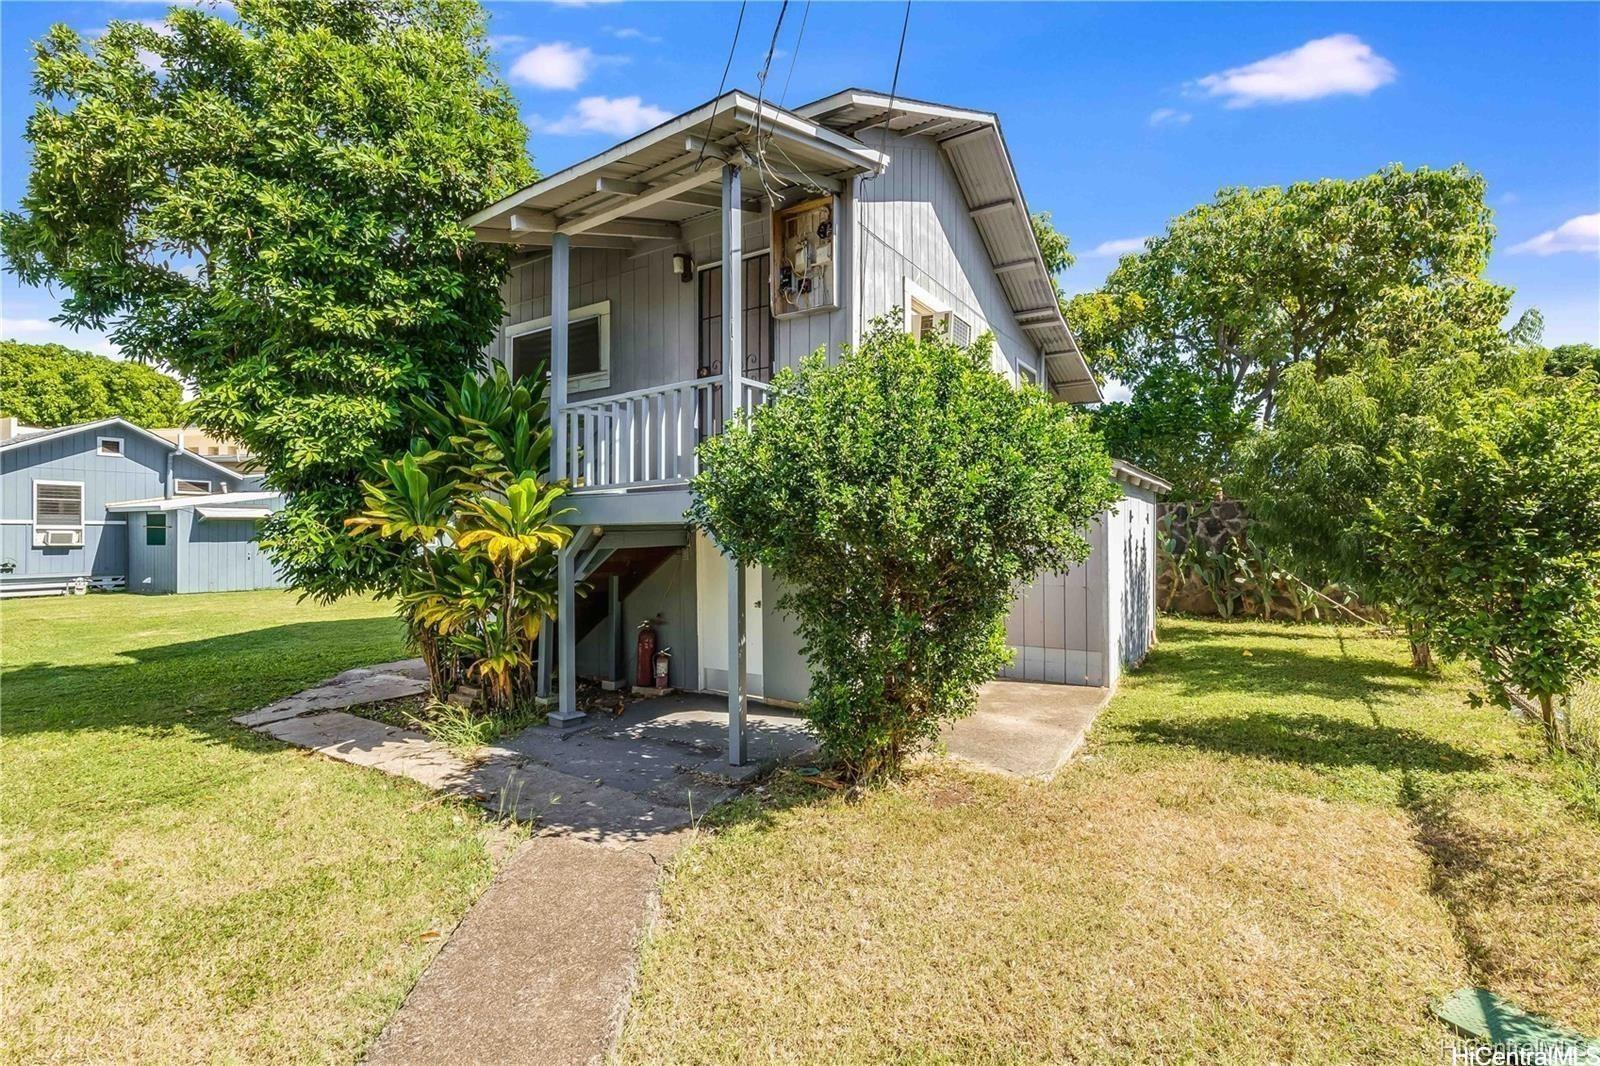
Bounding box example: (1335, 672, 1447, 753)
(39, 529, 84, 547)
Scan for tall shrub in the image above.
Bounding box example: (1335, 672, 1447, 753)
(1369, 374, 1600, 749)
(691, 322, 1118, 783)
(1, 0, 532, 599)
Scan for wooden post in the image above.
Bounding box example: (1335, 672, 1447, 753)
(608, 575, 624, 685)
(549, 236, 583, 723)
(550, 231, 570, 481)
(721, 162, 748, 765)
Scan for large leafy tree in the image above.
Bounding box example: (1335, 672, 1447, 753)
(0, 340, 185, 427)
(691, 322, 1118, 783)
(2, 0, 532, 596)
(1069, 165, 1515, 497)
(1233, 326, 1540, 666)
(1369, 373, 1600, 749)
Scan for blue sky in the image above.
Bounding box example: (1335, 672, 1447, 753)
(3, 0, 1597, 359)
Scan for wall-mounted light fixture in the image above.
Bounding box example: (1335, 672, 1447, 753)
(671, 253, 694, 283)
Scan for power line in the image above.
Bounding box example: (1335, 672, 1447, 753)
(778, 0, 812, 108)
(865, 0, 911, 184)
(750, 0, 791, 205)
(695, 0, 748, 173)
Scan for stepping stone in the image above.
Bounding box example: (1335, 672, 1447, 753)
(233, 671, 429, 727)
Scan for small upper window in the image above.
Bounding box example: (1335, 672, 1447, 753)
(97, 436, 124, 457)
(1019, 364, 1038, 386)
(174, 479, 212, 495)
(507, 301, 611, 392)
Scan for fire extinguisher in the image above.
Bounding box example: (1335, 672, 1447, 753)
(654, 647, 672, 689)
(635, 619, 657, 688)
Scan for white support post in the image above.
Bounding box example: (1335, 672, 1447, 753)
(552, 536, 582, 723)
(550, 231, 570, 482)
(721, 161, 749, 765)
(726, 554, 747, 765)
(537, 624, 551, 699)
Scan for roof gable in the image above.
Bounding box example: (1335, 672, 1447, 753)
(795, 89, 1101, 404)
(0, 417, 242, 481)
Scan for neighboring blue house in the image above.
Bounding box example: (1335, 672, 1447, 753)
(0, 417, 285, 597)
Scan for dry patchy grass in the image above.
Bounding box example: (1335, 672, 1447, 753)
(1, 591, 505, 1063)
(620, 619, 1600, 1063)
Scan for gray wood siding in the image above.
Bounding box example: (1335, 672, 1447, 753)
(126, 510, 178, 593)
(496, 189, 857, 402)
(2, 426, 164, 579)
(176, 508, 284, 593)
(856, 131, 1040, 379)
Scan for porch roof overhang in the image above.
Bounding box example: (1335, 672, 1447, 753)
(466, 91, 886, 251)
(796, 89, 1102, 406)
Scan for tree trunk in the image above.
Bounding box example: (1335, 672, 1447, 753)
(1405, 621, 1433, 672)
(1537, 693, 1562, 753)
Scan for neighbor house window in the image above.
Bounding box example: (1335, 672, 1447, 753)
(174, 479, 211, 495)
(146, 513, 168, 546)
(97, 436, 124, 457)
(1019, 364, 1038, 386)
(506, 300, 611, 392)
(33, 481, 84, 538)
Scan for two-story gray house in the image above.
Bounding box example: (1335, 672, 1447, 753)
(0, 417, 284, 597)
(466, 89, 1170, 762)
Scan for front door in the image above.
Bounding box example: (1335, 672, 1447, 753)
(697, 254, 773, 437)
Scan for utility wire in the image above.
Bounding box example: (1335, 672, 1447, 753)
(695, 0, 748, 173)
(864, 0, 911, 183)
(777, 0, 812, 108)
(750, 0, 791, 206)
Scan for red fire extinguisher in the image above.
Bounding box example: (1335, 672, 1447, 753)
(635, 619, 657, 688)
(654, 647, 672, 689)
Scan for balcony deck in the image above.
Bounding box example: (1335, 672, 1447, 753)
(560, 375, 768, 524)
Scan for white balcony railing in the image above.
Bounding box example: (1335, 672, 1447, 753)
(563, 375, 770, 491)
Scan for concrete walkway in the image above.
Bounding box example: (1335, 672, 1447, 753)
(942, 680, 1111, 778)
(234, 667, 816, 1063)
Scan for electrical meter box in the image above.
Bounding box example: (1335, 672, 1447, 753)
(770, 194, 838, 317)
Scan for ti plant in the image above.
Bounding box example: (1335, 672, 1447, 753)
(346, 365, 572, 714)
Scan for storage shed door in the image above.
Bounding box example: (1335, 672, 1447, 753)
(1000, 521, 1107, 687)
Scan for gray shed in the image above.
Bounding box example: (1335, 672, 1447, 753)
(111, 493, 285, 594)
(998, 460, 1170, 689)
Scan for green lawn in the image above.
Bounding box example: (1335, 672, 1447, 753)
(621, 619, 1600, 1063)
(1, 590, 504, 1063)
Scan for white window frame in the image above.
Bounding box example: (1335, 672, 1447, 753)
(33, 479, 85, 545)
(503, 299, 611, 392)
(174, 479, 212, 495)
(902, 278, 952, 338)
(97, 436, 125, 458)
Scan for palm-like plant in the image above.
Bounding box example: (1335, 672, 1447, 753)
(344, 366, 572, 713)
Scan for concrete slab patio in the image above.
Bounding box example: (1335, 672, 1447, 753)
(234, 667, 819, 1065)
(943, 680, 1111, 778)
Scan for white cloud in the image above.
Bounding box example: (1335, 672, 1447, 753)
(1192, 34, 1397, 107)
(1086, 237, 1150, 258)
(1, 316, 120, 356)
(532, 95, 674, 137)
(1, 317, 56, 336)
(487, 34, 529, 52)
(1148, 108, 1191, 127)
(1509, 213, 1600, 256)
(608, 27, 662, 43)
(510, 42, 595, 91)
